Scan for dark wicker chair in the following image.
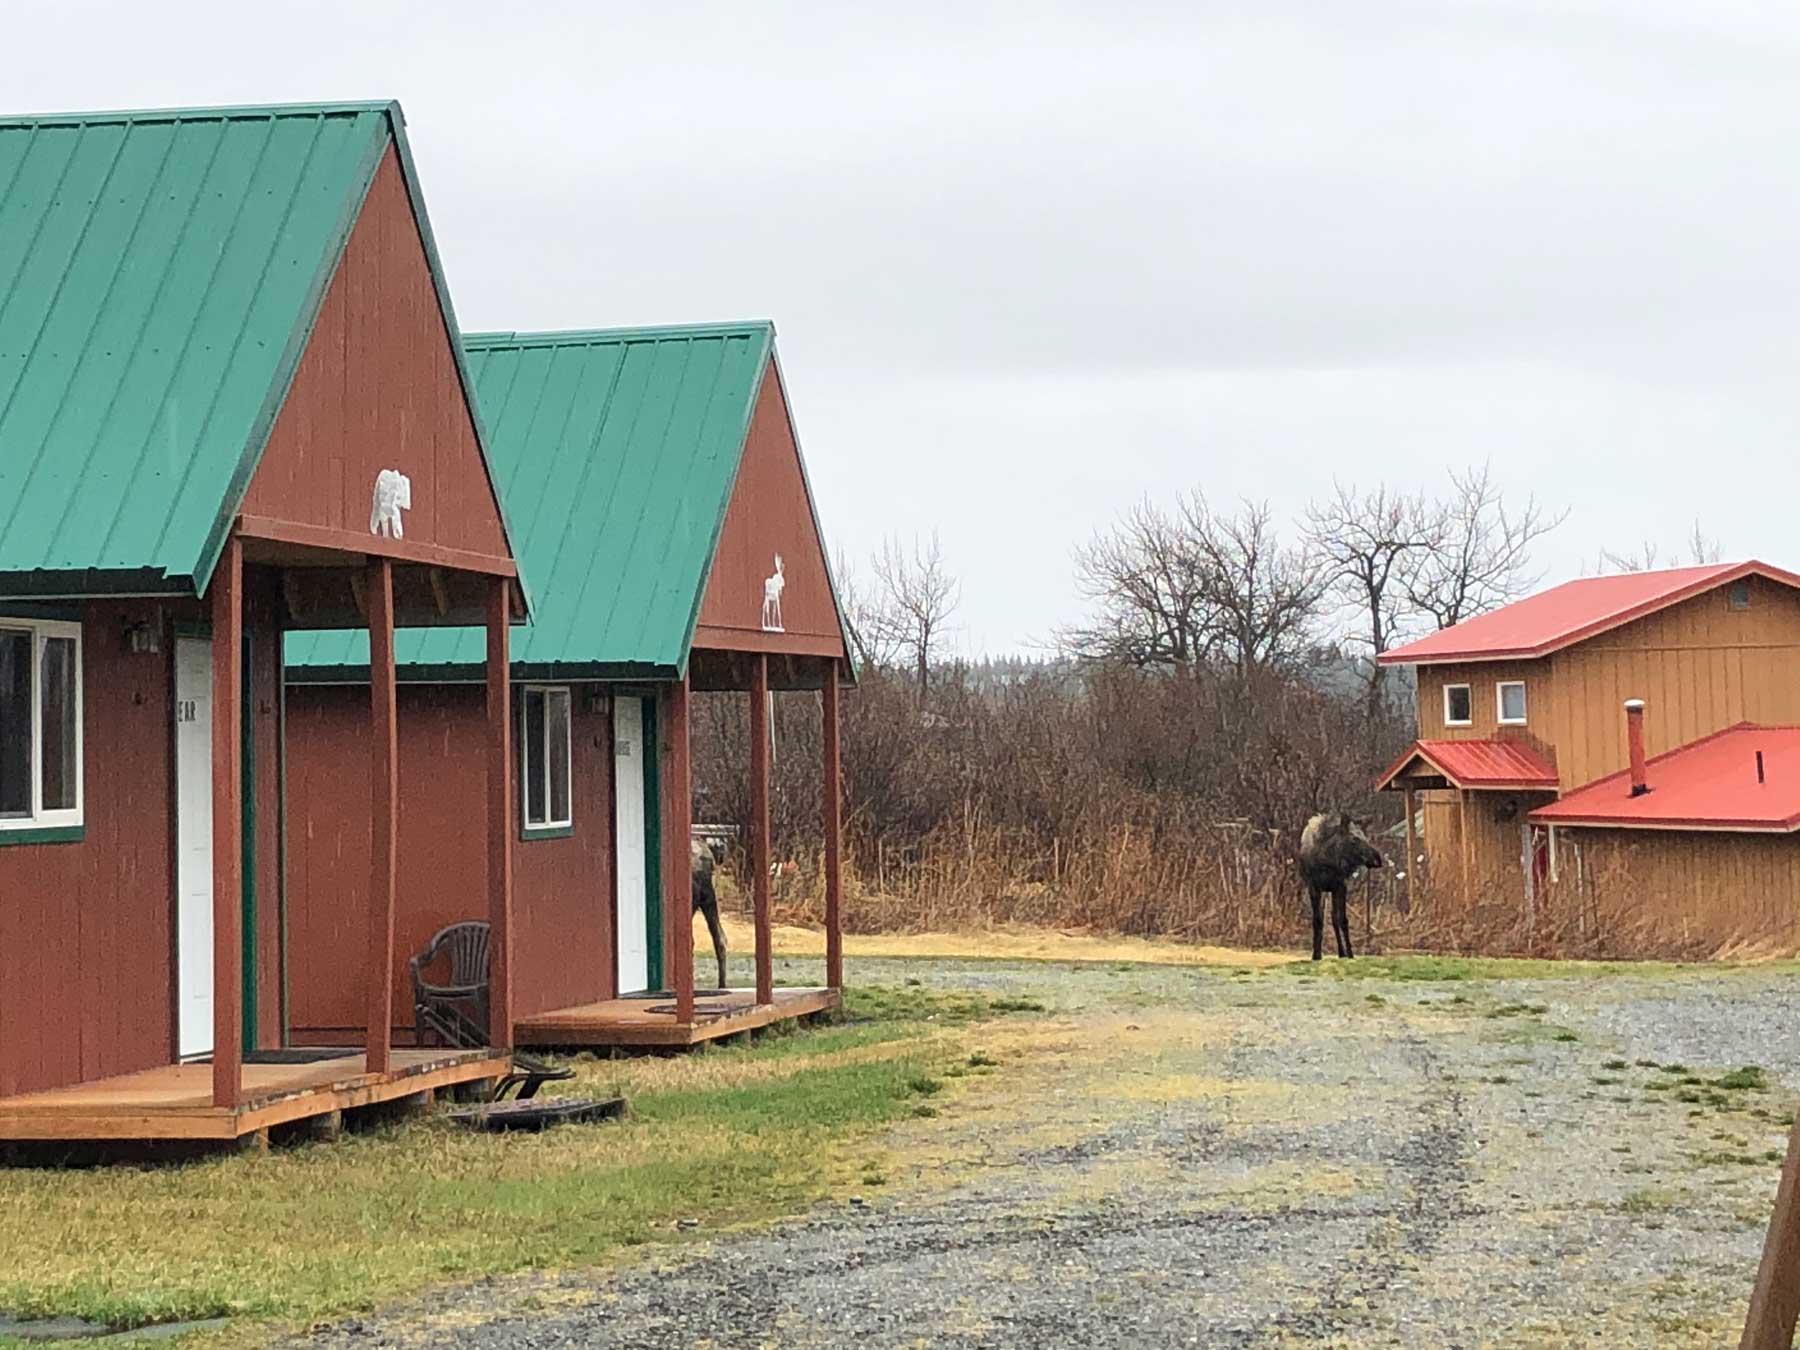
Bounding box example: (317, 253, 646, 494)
(409, 920, 492, 1049)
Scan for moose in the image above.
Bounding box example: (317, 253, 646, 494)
(1296, 812, 1385, 960)
(691, 835, 730, 990)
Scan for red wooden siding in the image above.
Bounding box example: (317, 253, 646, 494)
(284, 684, 614, 1038)
(0, 601, 188, 1098)
(694, 360, 845, 658)
(240, 144, 509, 563)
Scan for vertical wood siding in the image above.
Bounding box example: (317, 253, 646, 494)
(693, 359, 844, 658)
(239, 144, 509, 561)
(0, 599, 187, 1098)
(1569, 829, 1800, 954)
(283, 683, 613, 1039)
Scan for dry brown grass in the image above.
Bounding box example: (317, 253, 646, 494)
(720, 820, 1800, 963)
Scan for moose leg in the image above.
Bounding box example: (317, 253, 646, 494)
(1333, 888, 1354, 959)
(693, 878, 728, 991)
(1310, 887, 1325, 961)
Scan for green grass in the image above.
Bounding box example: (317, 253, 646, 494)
(0, 983, 989, 1336)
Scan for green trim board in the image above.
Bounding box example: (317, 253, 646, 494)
(520, 824, 573, 842)
(0, 99, 528, 612)
(642, 695, 663, 991)
(0, 825, 84, 846)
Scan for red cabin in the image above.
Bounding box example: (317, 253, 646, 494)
(0, 101, 528, 1143)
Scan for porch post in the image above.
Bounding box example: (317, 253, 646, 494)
(486, 578, 515, 1051)
(210, 535, 243, 1109)
(750, 655, 773, 1005)
(1458, 789, 1471, 902)
(1744, 1115, 1800, 1348)
(1403, 786, 1418, 912)
(822, 658, 843, 991)
(661, 673, 695, 1023)
(364, 558, 398, 1075)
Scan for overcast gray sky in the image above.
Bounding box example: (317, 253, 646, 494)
(14, 1, 1800, 653)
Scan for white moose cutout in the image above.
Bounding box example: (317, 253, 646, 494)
(761, 553, 786, 632)
(369, 468, 412, 539)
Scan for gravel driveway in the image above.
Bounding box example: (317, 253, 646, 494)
(293, 953, 1799, 1348)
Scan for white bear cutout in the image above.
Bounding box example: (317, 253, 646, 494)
(370, 468, 412, 539)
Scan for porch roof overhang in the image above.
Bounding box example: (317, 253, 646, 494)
(236, 517, 524, 632)
(1376, 738, 1559, 793)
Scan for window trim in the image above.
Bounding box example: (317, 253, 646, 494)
(518, 684, 573, 836)
(1496, 679, 1528, 726)
(1442, 682, 1473, 727)
(0, 617, 83, 833)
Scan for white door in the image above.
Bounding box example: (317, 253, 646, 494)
(175, 638, 214, 1059)
(614, 696, 650, 994)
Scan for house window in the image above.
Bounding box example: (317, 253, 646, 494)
(0, 619, 82, 830)
(1443, 683, 1472, 726)
(520, 685, 572, 833)
(1730, 581, 1751, 611)
(1497, 680, 1528, 725)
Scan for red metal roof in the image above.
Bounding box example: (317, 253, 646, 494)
(1529, 724, 1800, 831)
(1376, 738, 1559, 792)
(1379, 561, 1800, 665)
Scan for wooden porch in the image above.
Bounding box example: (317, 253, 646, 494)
(0, 1048, 508, 1143)
(517, 987, 839, 1049)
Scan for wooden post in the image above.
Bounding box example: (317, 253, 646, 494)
(364, 557, 398, 1076)
(822, 659, 843, 991)
(1743, 1114, 1800, 1348)
(1458, 789, 1471, 901)
(661, 674, 695, 1024)
(210, 535, 243, 1109)
(1403, 786, 1418, 912)
(486, 579, 514, 1051)
(750, 655, 773, 1005)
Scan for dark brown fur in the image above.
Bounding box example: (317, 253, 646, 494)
(691, 838, 729, 990)
(1296, 812, 1385, 960)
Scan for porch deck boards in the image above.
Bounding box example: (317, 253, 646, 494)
(0, 1048, 508, 1142)
(517, 986, 838, 1048)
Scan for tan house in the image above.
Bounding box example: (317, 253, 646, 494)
(1377, 561, 1800, 951)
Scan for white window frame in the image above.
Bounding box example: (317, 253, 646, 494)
(0, 617, 83, 832)
(519, 684, 573, 833)
(1442, 682, 1473, 727)
(1496, 680, 1528, 726)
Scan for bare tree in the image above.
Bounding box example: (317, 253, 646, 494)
(1064, 492, 1321, 679)
(1194, 497, 1324, 679)
(867, 532, 960, 693)
(831, 547, 900, 671)
(1304, 482, 1434, 714)
(1596, 520, 1721, 573)
(1062, 498, 1210, 670)
(1405, 462, 1566, 630)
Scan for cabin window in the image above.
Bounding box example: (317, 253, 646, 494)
(520, 685, 572, 833)
(1730, 581, 1751, 611)
(0, 619, 82, 831)
(1496, 680, 1528, 725)
(1443, 683, 1472, 726)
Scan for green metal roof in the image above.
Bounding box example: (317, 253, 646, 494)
(286, 321, 777, 679)
(0, 99, 515, 598)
